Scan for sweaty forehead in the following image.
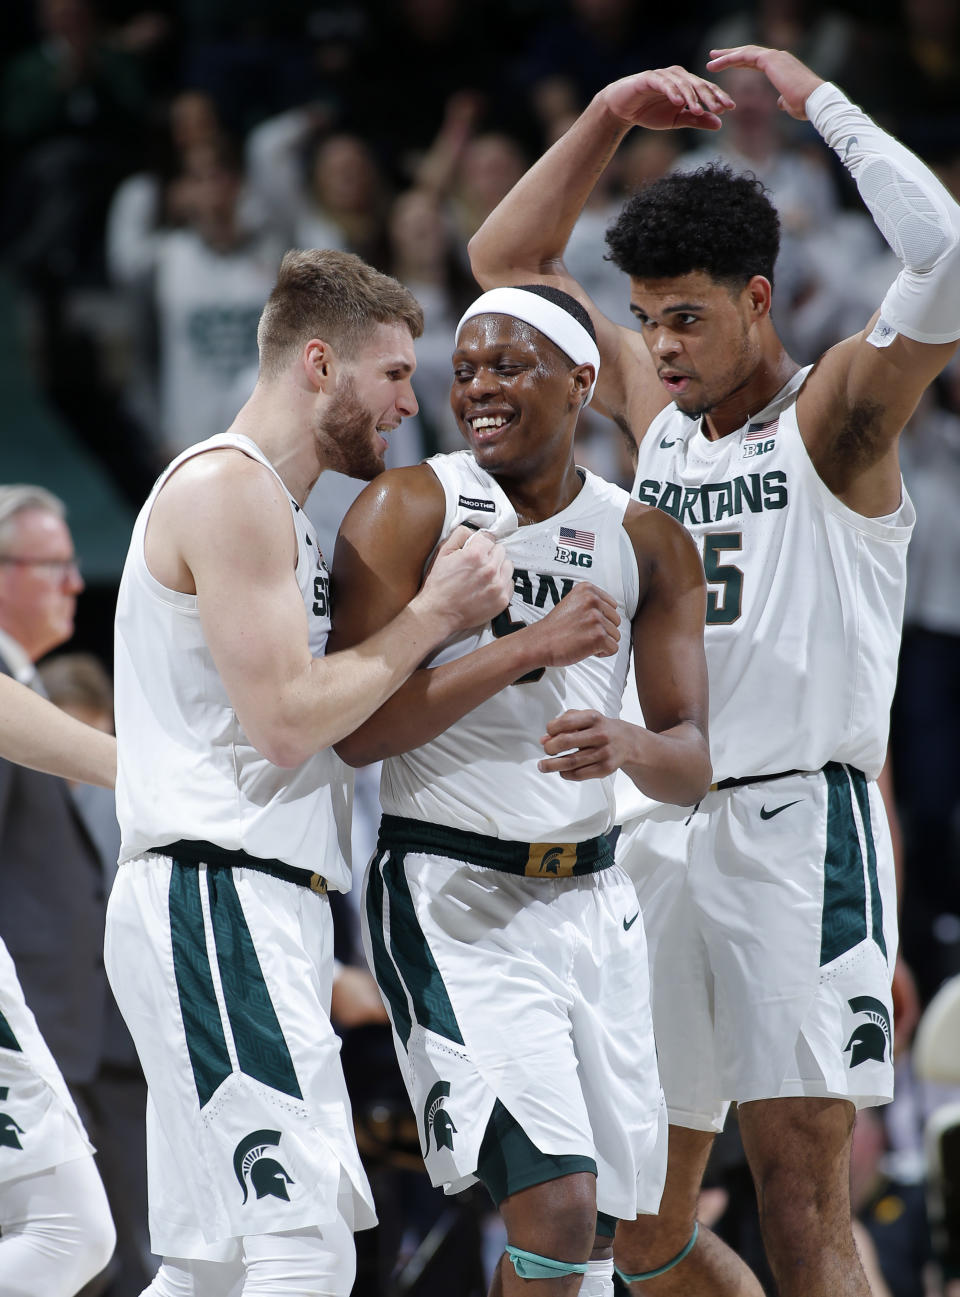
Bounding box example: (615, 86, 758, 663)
(455, 313, 538, 351)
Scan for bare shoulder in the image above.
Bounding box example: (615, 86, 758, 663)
(147, 448, 294, 592)
(330, 464, 447, 649)
(155, 448, 290, 534)
(337, 463, 447, 547)
(622, 498, 703, 570)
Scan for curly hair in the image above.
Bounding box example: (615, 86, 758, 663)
(605, 164, 780, 287)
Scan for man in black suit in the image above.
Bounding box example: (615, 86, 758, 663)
(0, 485, 106, 1088)
(0, 483, 145, 1294)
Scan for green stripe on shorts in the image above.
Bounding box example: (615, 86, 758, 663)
(821, 763, 868, 966)
(383, 853, 464, 1047)
(207, 869, 302, 1101)
(0, 1010, 21, 1052)
(169, 864, 232, 1107)
(849, 768, 887, 958)
(365, 850, 413, 1048)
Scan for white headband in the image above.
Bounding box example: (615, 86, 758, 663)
(456, 287, 600, 405)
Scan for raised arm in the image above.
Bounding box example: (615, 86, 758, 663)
(329, 466, 625, 766)
(538, 504, 711, 807)
(468, 67, 734, 435)
(708, 45, 960, 515)
(148, 450, 514, 768)
(0, 674, 117, 788)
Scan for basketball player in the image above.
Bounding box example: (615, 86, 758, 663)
(329, 284, 711, 1296)
(468, 48, 960, 1297)
(106, 249, 514, 1297)
(0, 675, 116, 1295)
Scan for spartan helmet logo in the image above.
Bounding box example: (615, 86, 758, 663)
(0, 1113, 24, 1151)
(423, 1081, 457, 1153)
(233, 1130, 295, 1205)
(0, 1088, 23, 1151)
(845, 996, 892, 1067)
(540, 847, 563, 876)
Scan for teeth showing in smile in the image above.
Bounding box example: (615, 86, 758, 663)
(471, 416, 507, 429)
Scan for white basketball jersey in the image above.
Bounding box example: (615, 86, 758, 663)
(114, 433, 353, 890)
(617, 368, 914, 819)
(380, 451, 639, 842)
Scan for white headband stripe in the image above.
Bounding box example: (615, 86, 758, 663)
(455, 287, 600, 405)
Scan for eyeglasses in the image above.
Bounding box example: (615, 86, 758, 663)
(0, 556, 81, 576)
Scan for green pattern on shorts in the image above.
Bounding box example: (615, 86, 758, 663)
(821, 763, 884, 966)
(169, 865, 232, 1107)
(382, 853, 464, 1047)
(849, 768, 887, 958)
(476, 1098, 597, 1206)
(365, 850, 414, 1047)
(207, 869, 302, 1100)
(0, 1009, 21, 1052)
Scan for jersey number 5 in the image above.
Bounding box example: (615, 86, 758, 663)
(703, 532, 743, 625)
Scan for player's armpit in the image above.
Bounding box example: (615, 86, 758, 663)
(796, 326, 959, 515)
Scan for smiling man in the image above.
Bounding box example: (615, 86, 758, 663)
(468, 51, 960, 1297)
(329, 284, 711, 1296)
(107, 248, 515, 1297)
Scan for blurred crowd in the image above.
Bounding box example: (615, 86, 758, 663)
(1, 1, 959, 1294)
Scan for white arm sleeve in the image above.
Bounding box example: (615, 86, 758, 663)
(806, 81, 960, 345)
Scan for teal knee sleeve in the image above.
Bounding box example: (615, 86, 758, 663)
(506, 1246, 589, 1281)
(615, 1222, 699, 1283)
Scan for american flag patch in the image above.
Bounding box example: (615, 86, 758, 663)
(558, 526, 595, 551)
(744, 417, 779, 442)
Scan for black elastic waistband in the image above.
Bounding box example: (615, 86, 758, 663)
(711, 769, 805, 792)
(144, 839, 328, 894)
(377, 814, 612, 878)
(711, 764, 865, 792)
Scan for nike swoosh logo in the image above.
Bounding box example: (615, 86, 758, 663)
(659, 436, 677, 449)
(623, 911, 640, 931)
(844, 135, 858, 162)
(759, 800, 803, 820)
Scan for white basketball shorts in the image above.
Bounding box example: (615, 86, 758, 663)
(0, 938, 93, 1185)
(104, 848, 376, 1260)
(362, 815, 667, 1223)
(617, 764, 898, 1132)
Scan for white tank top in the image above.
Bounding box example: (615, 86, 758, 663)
(616, 369, 914, 820)
(114, 433, 353, 890)
(381, 451, 639, 842)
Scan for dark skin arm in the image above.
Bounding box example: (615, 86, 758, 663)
(539, 501, 711, 807)
(330, 465, 622, 767)
(467, 66, 734, 444)
(708, 46, 960, 517)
